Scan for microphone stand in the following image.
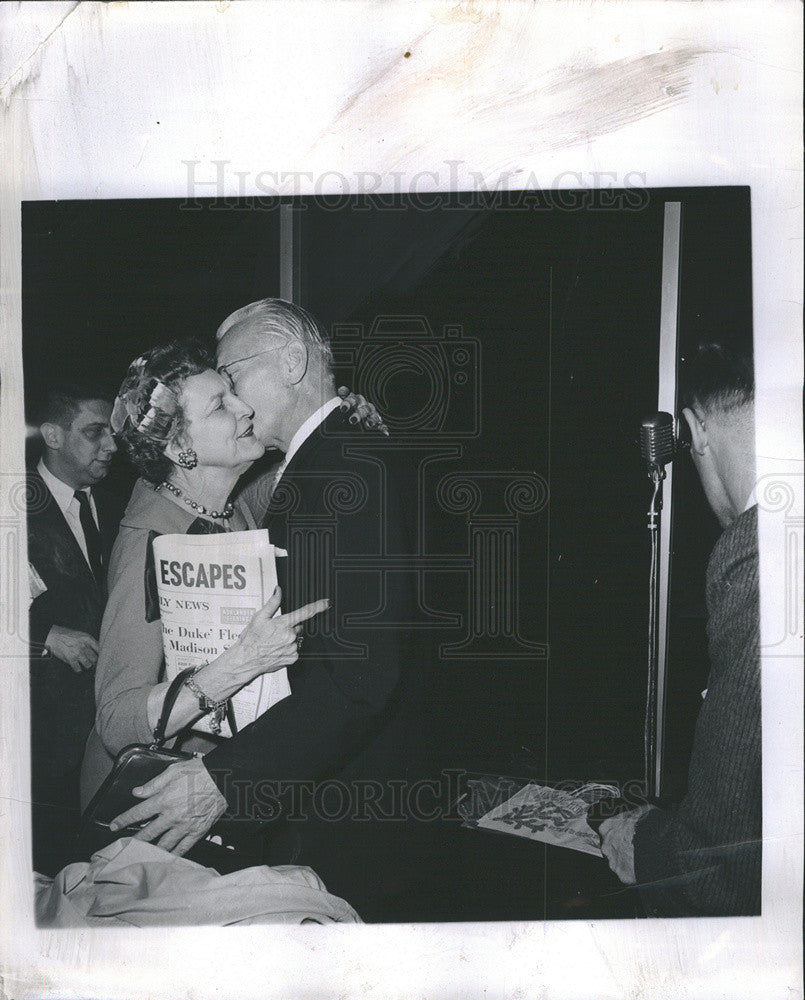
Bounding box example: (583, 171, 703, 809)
(644, 464, 665, 800)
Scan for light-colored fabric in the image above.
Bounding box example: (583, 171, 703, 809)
(37, 458, 98, 568)
(599, 805, 653, 883)
(79, 479, 254, 808)
(35, 837, 361, 926)
(234, 459, 283, 527)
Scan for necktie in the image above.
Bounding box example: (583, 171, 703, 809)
(75, 490, 103, 583)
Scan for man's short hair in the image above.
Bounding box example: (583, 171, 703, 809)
(33, 383, 113, 430)
(216, 297, 334, 372)
(682, 342, 754, 416)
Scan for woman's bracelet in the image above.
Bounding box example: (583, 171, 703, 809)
(184, 668, 229, 735)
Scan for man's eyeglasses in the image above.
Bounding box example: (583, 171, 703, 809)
(217, 342, 287, 380)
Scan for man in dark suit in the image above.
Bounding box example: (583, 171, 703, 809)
(112, 300, 430, 918)
(28, 384, 122, 874)
(600, 343, 760, 916)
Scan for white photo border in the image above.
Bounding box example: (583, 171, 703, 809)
(1, 3, 802, 998)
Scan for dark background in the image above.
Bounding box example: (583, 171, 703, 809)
(23, 188, 752, 913)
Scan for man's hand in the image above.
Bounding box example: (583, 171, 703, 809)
(599, 805, 652, 884)
(109, 757, 227, 856)
(337, 386, 389, 436)
(45, 625, 99, 673)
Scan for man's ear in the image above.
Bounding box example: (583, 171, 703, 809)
(39, 422, 64, 451)
(682, 407, 708, 456)
(284, 340, 309, 386)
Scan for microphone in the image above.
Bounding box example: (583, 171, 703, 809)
(640, 412, 675, 472)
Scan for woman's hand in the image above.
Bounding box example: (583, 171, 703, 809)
(337, 386, 389, 436)
(147, 585, 328, 738)
(227, 586, 329, 682)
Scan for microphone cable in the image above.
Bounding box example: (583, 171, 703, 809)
(644, 471, 662, 797)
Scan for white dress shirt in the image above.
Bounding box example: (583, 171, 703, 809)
(37, 458, 99, 571)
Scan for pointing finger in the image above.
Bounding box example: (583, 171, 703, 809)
(281, 598, 330, 628)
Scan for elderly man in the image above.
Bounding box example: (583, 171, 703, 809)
(601, 342, 760, 916)
(28, 384, 122, 873)
(112, 299, 427, 918)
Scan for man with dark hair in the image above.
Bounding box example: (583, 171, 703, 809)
(28, 383, 123, 874)
(601, 342, 761, 916)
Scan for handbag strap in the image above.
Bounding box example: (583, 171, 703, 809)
(226, 698, 238, 737)
(151, 667, 197, 748)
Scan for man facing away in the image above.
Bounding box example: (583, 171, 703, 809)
(27, 384, 122, 874)
(111, 300, 430, 919)
(601, 342, 761, 916)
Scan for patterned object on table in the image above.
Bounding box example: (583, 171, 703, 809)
(475, 782, 619, 857)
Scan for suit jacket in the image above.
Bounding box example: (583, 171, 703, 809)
(28, 469, 121, 649)
(28, 468, 123, 778)
(204, 408, 429, 893)
(633, 504, 761, 916)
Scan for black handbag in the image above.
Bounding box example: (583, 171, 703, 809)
(79, 667, 200, 848)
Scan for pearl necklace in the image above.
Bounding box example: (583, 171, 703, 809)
(157, 481, 234, 520)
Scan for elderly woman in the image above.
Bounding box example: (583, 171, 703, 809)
(79, 339, 330, 833)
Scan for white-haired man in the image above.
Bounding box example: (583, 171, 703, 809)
(112, 299, 428, 919)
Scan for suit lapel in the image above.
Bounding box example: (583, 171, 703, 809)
(263, 457, 307, 591)
(31, 473, 96, 585)
(262, 409, 344, 536)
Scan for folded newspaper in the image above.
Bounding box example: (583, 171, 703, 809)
(470, 781, 619, 857)
(151, 530, 290, 737)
